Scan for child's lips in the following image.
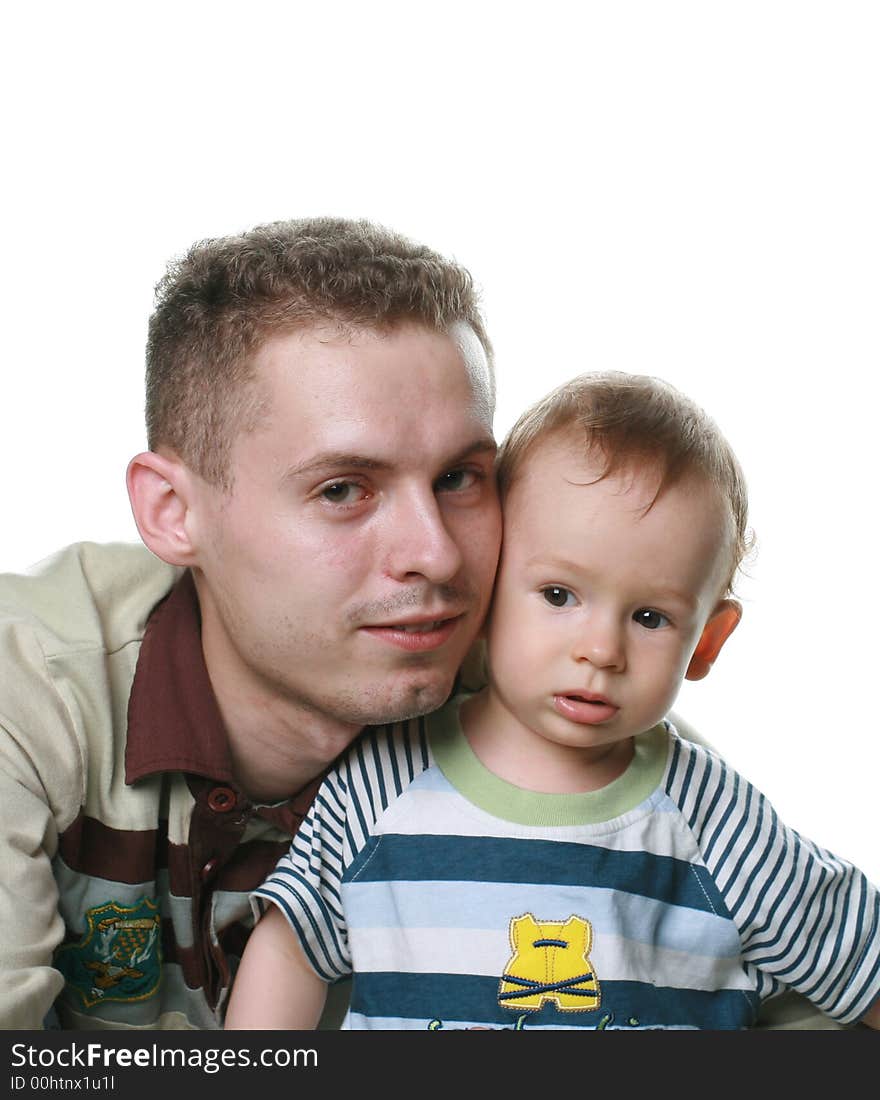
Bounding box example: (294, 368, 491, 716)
(553, 692, 620, 725)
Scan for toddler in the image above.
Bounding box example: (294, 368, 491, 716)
(226, 371, 880, 1030)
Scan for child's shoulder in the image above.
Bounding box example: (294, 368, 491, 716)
(661, 717, 753, 816)
(326, 708, 441, 802)
(663, 716, 729, 767)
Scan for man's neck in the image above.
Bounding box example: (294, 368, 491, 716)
(216, 680, 362, 803)
(188, 571, 364, 803)
(200, 643, 362, 804)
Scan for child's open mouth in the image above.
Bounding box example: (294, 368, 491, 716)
(553, 693, 619, 725)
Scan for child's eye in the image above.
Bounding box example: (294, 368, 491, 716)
(633, 608, 670, 630)
(541, 586, 576, 608)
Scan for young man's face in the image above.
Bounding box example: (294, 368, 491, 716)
(482, 434, 737, 771)
(189, 321, 501, 733)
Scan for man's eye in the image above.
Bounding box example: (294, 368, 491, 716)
(435, 469, 479, 493)
(320, 481, 368, 505)
(633, 608, 670, 630)
(541, 586, 575, 608)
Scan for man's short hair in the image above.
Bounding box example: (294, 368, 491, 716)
(146, 217, 492, 488)
(496, 371, 753, 595)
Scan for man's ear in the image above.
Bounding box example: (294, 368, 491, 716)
(685, 599, 742, 682)
(126, 451, 199, 567)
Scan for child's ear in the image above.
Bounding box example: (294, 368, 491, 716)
(685, 599, 742, 682)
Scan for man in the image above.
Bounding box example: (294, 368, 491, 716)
(0, 217, 501, 1028)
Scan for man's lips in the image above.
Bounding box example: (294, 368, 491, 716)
(553, 692, 620, 725)
(359, 613, 465, 652)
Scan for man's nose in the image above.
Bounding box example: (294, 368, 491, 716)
(572, 612, 626, 672)
(386, 490, 464, 584)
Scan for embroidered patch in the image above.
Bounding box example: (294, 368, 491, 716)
(499, 913, 600, 1012)
(55, 897, 162, 1009)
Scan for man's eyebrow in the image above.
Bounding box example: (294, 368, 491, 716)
(283, 439, 497, 481)
(453, 438, 498, 462)
(283, 453, 392, 480)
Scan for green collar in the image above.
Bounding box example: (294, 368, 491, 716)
(429, 697, 669, 827)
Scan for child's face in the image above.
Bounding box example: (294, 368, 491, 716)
(484, 434, 739, 756)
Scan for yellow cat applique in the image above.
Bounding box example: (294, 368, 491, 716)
(499, 914, 600, 1012)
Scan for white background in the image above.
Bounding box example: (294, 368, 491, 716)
(2, 2, 877, 881)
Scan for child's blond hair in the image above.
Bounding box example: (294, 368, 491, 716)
(497, 371, 752, 595)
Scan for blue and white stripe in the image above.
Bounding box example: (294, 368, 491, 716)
(255, 715, 880, 1028)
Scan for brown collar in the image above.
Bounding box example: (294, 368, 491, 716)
(125, 570, 235, 785)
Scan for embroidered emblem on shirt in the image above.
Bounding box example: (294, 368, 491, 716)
(55, 897, 162, 1009)
(499, 913, 600, 1012)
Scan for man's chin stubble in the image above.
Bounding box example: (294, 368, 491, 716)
(332, 680, 454, 728)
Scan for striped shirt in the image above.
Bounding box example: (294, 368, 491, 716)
(255, 696, 880, 1030)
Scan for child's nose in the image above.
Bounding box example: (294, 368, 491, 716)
(572, 614, 626, 672)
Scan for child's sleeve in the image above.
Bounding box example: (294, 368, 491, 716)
(252, 768, 353, 983)
(250, 717, 433, 984)
(665, 732, 880, 1025)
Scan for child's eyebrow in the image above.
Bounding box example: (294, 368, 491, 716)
(642, 589, 699, 612)
(525, 554, 585, 574)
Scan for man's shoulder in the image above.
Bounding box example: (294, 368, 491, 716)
(0, 543, 183, 841)
(0, 541, 181, 654)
